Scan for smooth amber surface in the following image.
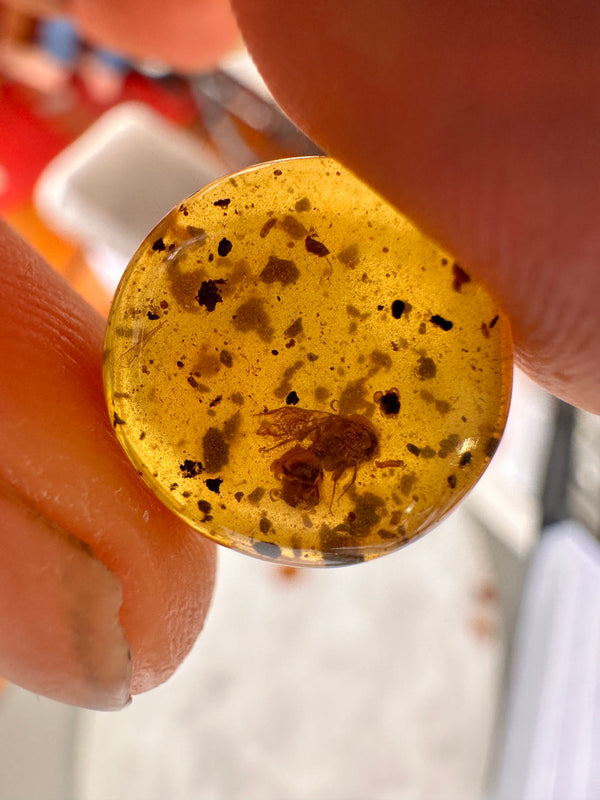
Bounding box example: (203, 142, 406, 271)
(104, 157, 512, 566)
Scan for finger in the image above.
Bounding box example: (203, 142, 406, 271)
(233, 0, 600, 412)
(0, 220, 216, 708)
(70, 0, 240, 71)
(3, 0, 240, 71)
(0, 479, 131, 710)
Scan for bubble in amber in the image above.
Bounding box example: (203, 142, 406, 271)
(103, 157, 512, 567)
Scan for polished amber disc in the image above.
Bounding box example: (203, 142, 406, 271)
(103, 157, 512, 566)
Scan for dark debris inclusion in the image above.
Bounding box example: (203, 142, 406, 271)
(196, 279, 226, 312)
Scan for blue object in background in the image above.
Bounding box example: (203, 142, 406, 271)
(38, 17, 79, 68)
(38, 17, 129, 74)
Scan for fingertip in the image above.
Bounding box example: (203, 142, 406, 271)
(0, 482, 132, 710)
(0, 220, 217, 704)
(233, 0, 600, 412)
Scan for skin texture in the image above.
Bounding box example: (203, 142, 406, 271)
(2, 0, 600, 707)
(0, 221, 216, 708)
(0, 0, 235, 711)
(232, 0, 600, 413)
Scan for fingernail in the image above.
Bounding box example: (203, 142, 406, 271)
(0, 483, 132, 710)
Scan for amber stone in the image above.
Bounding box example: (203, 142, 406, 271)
(103, 157, 512, 566)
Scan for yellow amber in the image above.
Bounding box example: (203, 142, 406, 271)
(103, 157, 512, 566)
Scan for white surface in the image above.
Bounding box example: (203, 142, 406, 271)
(569, 410, 600, 536)
(34, 102, 227, 285)
(219, 50, 274, 103)
(74, 509, 502, 800)
(467, 369, 554, 557)
(0, 686, 78, 800)
(492, 521, 600, 800)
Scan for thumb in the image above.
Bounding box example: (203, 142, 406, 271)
(233, 0, 600, 412)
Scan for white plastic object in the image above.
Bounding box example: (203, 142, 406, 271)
(34, 101, 227, 288)
(492, 520, 600, 800)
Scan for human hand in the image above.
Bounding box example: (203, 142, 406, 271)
(0, 221, 216, 709)
(0, 0, 240, 711)
(3, 0, 241, 71)
(78, 0, 599, 412)
(3, 0, 599, 710)
(233, 0, 600, 414)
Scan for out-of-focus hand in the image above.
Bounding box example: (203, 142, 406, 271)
(4, 0, 241, 70)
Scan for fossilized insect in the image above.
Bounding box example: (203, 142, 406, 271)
(258, 407, 379, 509)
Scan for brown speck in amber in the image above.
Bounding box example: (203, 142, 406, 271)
(103, 157, 513, 567)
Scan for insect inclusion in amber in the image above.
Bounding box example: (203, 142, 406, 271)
(103, 157, 512, 567)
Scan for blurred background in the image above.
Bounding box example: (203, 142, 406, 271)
(2, 4, 600, 799)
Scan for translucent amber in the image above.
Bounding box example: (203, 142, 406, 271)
(103, 157, 512, 566)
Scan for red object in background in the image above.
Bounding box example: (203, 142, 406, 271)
(0, 71, 198, 314)
(116, 71, 197, 127)
(0, 83, 71, 212)
(0, 71, 198, 214)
